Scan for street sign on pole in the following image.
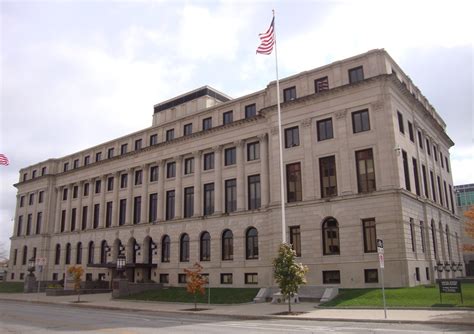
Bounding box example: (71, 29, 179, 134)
(379, 253, 385, 268)
(377, 239, 387, 319)
(377, 239, 384, 254)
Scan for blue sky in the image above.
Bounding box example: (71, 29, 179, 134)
(0, 0, 472, 254)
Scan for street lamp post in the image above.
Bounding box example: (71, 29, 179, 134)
(116, 254, 126, 279)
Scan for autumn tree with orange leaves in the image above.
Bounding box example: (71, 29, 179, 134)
(67, 265, 84, 302)
(184, 263, 207, 310)
(463, 205, 474, 253)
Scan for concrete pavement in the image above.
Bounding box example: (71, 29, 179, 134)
(0, 292, 473, 326)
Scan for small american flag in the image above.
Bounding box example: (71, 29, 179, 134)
(0, 154, 9, 166)
(256, 17, 275, 55)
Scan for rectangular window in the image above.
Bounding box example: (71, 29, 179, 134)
(225, 179, 237, 213)
(408, 122, 414, 142)
(224, 147, 236, 166)
(73, 186, 78, 199)
(166, 190, 175, 220)
(107, 148, 114, 159)
(397, 111, 405, 134)
(183, 123, 193, 136)
(178, 274, 187, 284)
(356, 149, 376, 193)
(150, 134, 158, 146)
(133, 196, 141, 224)
(107, 177, 114, 191)
(364, 269, 378, 283)
(289, 226, 301, 257)
(93, 204, 100, 229)
(402, 150, 411, 191)
(166, 129, 175, 141)
(135, 139, 142, 150)
(149, 193, 158, 223)
(323, 270, 341, 284)
(20, 196, 24, 207)
(81, 206, 87, 230)
(247, 142, 260, 161)
(348, 66, 364, 83)
(418, 131, 423, 149)
(95, 180, 101, 194)
(63, 188, 68, 201)
(159, 274, 169, 284)
(84, 155, 90, 166)
(36, 212, 42, 234)
(203, 183, 215, 215)
(433, 145, 438, 161)
(415, 267, 420, 281)
(422, 165, 429, 198)
(166, 162, 176, 178)
(23, 173, 27, 181)
(352, 109, 370, 133)
(203, 152, 214, 170)
(426, 139, 431, 155)
(135, 170, 143, 185)
(245, 104, 256, 118)
(245, 273, 258, 285)
(314, 76, 329, 93)
(29, 193, 35, 205)
(119, 199, 126, 226)
(41, 166, 47, 175)
(95, 152, 102, 162)
(73, 159, 79, 169)
(284, 126, 300, 148)
(121, 144, 128, 155)
(445, 157, 450, 173)
(319, 156, 337, 198)
(38, 191, 44, 203)
(70, 208, 76, 231)
(410, 218, 416, 252)
(413, 158, 421, 196)
(223, 110, 233, 125)
(150, 165, 159, 182)
(220, 273, 233, 284)
(420, 221, 426, 253)
(363, 219, 377, 253)
(202, 117, 212, 130)
(437, 176, 443, 206)
(449, 185, 455, 215)
(430, 171, 436, 202)
(120, 173, 128, 188)
(105, 202, 112, 227)
(13, 249, 17, 265)
(248, 175, 261, 210)
(83, 183, 89, 197)
(184, 187, 194, 218)
(286, 162, 302, 202)
(184, 157, 194, 175)
(283, 86, 297, 102)
(440, 152, 444, 168)
(17, 216, 23, 236)
(63, 162, 69, 172)
(26, 214, 32, 235)
(317, 118, 333, 141)
(426, 267, 430, 281)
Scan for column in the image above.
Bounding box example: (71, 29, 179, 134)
(87, 178, 94, 229)
(214, 146, 223, 214)
(77, 182, 83, 230)
(54, 186, 62, 233)
(193, 151, 202, 217)
(32, 190, 38, 235)
(112, 171, 120, 227)
(157, 160, 165, 221)
(301, 118, 316, 200)
(140, 164, 149, 223)
(175, 157, 183, 219)
(236, 140, 245, 211)
(258, 134, 269, 207)
(66, 184, 72, 231)
(100, 175, 107, 228)
(126, 168, 134, 225)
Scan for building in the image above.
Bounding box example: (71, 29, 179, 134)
(455, 183, 474, 275)
(8, 49, 463, 288)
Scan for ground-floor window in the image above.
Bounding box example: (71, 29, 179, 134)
(160, 274, 169, 284)
(322, 270, 340, 284)
(364, 269, 378, 283)
(178, 273, 187, 284)
(20, 273, 24, 280)
(415, 267, 420, 281)
(245, 273, 258, 284)
(86, 273, 92, 281)
(220, 273, 233, 284)
(52, 273, 58, 281)
(425, 267, 430, 281)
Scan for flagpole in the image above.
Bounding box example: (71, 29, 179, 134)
(272, 10, 286, 244)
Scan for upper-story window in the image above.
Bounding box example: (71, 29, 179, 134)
(63, 188, 68, 200)
(426, 139, 431, 155)
(356, 148, 376, 193)
(224, 147, 236, 166)
(352, 109, 370, 133)
(38, 191, 44, 203)
(408, 122, 414, 142)
(32, 170, 37, 179)
(73, 159, 79, 169)
(283, 86, 296, 102)
(22, 172, 27, 182)
(107, 177, 114, 191)
(433, 145, 438, 161)
(150, 134, 158, 146)
(166, 129, 174, 141)
(317, 118, 333, 141)
(73, 185, 78, 199)
(29, 193, 34, 205)
(135, 139, 142, 150)
(286, 162, 302, 202)
(245, 104, 256, 118)
(107, 148, 114, 159)
(20, 196, 25, 207)
(202, 117, 212, 130)
(95, 152, 102, 162)
(184, 157, 194, 175)
(223, 111, 233, 125)
(184, 123, 193, 136)
(348, 66, 364, 84)
(84, 155, 90, 166)
(203, 152, 214, 170)
(95, 180, 101, 193)
(315, 76, 329, 93)
(247, 142, 260, 161)
(167, 162, 176, 178)
(63, 162, 69, 172)
(150, 166, 158, 182)
(284, 126, 299, 148)
(397, 111, 404, 134)
(41, 167, 46, 176)
(417, 131, 423, 149)
(121, 143, 128, 155)
(134, 170, 142, 185)
(120, 173, 128, 188)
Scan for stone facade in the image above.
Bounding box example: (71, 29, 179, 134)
(8, 49, 462, 288)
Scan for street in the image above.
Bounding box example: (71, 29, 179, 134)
(0, 301, 472, 333)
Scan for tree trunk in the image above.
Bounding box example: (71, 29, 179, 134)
(288, 293, 292, 314)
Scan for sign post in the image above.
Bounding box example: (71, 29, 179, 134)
(36, 257, 46, 297)
(377, 239, 387, 319)
(438, 279, 463, 304)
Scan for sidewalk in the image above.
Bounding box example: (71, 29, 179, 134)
(1, 292, 473, 326)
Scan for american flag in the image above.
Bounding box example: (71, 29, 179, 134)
(0, 154, 9, 166)
(256, 17, 275, 55)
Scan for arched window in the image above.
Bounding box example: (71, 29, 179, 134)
(55, 244, 61, 265)
(222, 229, 233, 260)
(200, 232, 211, 261)
(246, 227, 259, 259)
(322, 218, 340, 255)
(161, 235, 170, 263)
(76, 242, 82, 264)
(22, 245, 28, 265)
(65, 243, 71, 265)
(88, 241, 94, 264)
(100, 240, 108, 264)
(180, 233, 190, 262)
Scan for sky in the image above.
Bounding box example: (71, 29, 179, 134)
(0, 0, 473, 255)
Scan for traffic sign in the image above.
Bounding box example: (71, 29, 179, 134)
(377, 239, 384, 254)
(35, 257, 47, 266)
(379, 253, 384, 268)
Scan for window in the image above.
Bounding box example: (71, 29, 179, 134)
(150, 134, 158, 146)
(397, 111, 405, 134)
(183, 123, 193, 136)
(13, 249, 17, 265)
(105, 202, 112, 227)
(200, 232, 211, 261)
(283, 86, 296, 102)
(412, 158, 421, 196)
(93, 204, 100, 229)
(322, 218, 340, 255)
(323, 270, 341, 284)
(437, 176, 443, 206)
(107, 148, 114, 159)
(225, 179, 237, 213)
(352, 109, 370, 133)
(418, 131, 423, 149)
(364, 269, 378, 283)
(315, 76, 329, 93)
(440, 152, 444, 168)
(433, 145, 438, 161)
(224, 147, 236, 166)
(95, 180, 101, 193)
(95, 152, 102, 162)
(402, 150, 411, 191)
(36, 212, 42, 234)
(449, 185, 455, 214)
(178, 274, 187, 284)
(223, 110, 233, 125)
(286, 162, 302, 202)
(356, 149, 376, 193)
(135, 170, 143, 185)
(415, 267, 420, 281)
(41, 166, 47, 175)
(203, 152, 214, 170)
(60, 210, 66, 232)
(348, 66, 364, 83)
(20, 196, 24, 207)
(26, 214, 32, 235)
(166, 190, 175, 220)
(430, 171, 436, 201)
(422, 165, 429, 198)
(184, 158, 194, 175)
(88, 241, 94, 264)
(119, 199, 126, 226)
(70, 208, 76, 231)
(426, 267, 430, 281)
(72, 159, 79, 169)
(319, 156, 337, 198)
(73, 186, 78, 199)
(133, 196, 141, 224)
(23, 173, 27, 181)
(120, 173, 128, 188)
(180, 234, 189, 262)
(83, 183, 89, 197)
(29, 193, 34, 205)
(184, 187, 194, 218)
(284, 126, 299, 148)
(445, 157, 450, 173)
(32, 170, 37, 179)
(362, 219, 376, 253)
(149, 193, 158, 223)
(204, 183, 215, 215)
(107, 177, 114, 191)
(166, 162, 176, 178)
(420, 221, 426, 253)
(247, 142, 260, 161)
(245, 273, 258, 284)
(245, 104, 256, 118)
(100, 241, 108, 264)
(22, 245, 28, 265)
(81, 206, 87, 230)
(408, 122, 414, 142)
(410, 218, 416, 252)
(289, 226, 301, 257)
(150, 165, 159, 182)
(221, 273, 233, 284)
(159, 274, 169, 284)
(246, 227, 259, 259)
(222, 229, 233, 260)
(426, 139, 431, 155)
(17, 216, 23, 236)
(121, 143, 128, 155)
(317, 118, 333, 141)
(63, 162, 69, 172)
(161, 235, 170, 262)
(76, 242, 82, 264)
(55, 244, 61, 265)
(202, 117, 212, 130)
(135, 139, 142, 150)
(248, 175, 261, 210)
(166, 129, 175, 141)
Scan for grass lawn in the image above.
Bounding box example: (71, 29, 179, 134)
(122, 287, 259, 304)
(321, 283, 474, 308)
(0, 282, 23, 293)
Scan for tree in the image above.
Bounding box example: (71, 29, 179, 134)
(67, 265, 84, 302)
(463, 205, 474, 252)
(273, 243, 308, 314)
(184, 263, 207, 310)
